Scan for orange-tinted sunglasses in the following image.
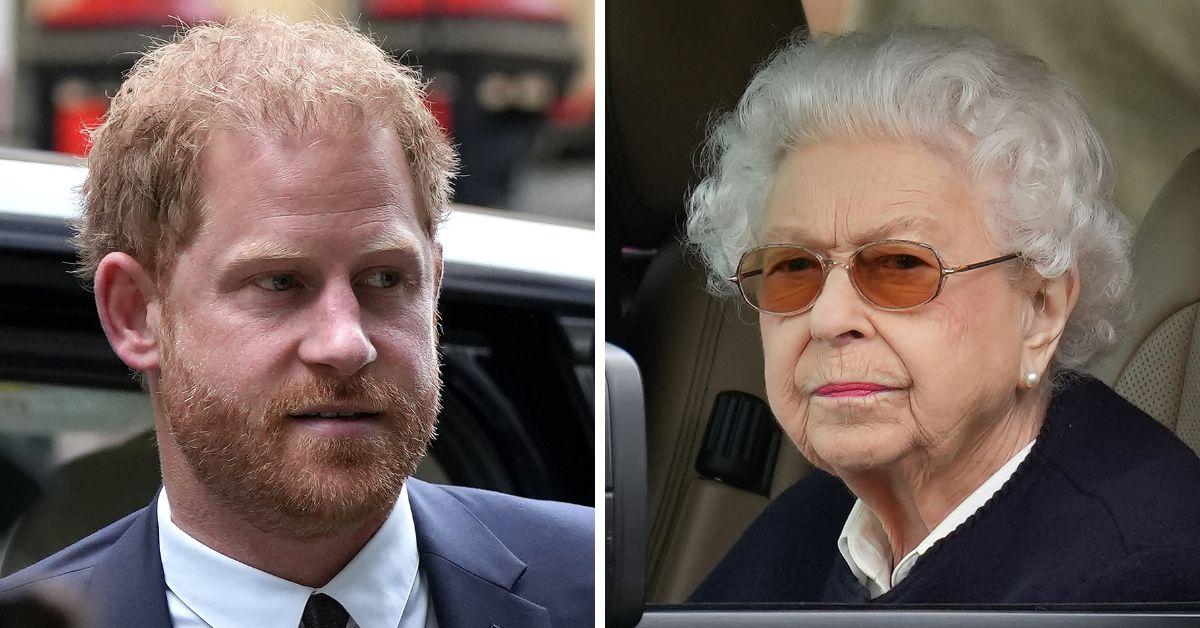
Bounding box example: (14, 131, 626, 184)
(730, 239, 1019, 315)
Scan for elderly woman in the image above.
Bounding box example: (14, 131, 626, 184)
(685, 28, 1200, 604)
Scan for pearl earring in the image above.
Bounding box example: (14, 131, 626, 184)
(1024, 371, 1040, 388)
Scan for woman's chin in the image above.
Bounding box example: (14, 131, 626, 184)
(805, 424, 912, 473)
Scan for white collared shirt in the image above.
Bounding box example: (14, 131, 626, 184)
(157, 485, 438, 628)
(837, 440, 1036, 598)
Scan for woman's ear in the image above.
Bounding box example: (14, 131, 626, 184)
(94, 252, 163, 373)
(1021, 270, 1080, 378)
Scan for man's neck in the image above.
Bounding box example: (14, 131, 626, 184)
(158, 441, 390, 588)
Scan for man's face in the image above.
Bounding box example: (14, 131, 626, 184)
(155, 126, 441, 537)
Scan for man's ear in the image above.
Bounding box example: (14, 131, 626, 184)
(431, 241, 444, 335)
(1021, 270, 1080, 379)
(432, 241, 444, 301)
(94, 252, 162, 373)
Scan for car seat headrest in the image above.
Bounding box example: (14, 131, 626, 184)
(1092, 149, 1200, 384)
(605, 2, 806, 248)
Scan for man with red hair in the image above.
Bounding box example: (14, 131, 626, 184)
(0, 14, 593, 628)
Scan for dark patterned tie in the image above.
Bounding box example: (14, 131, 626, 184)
(300, 593, 350, 628)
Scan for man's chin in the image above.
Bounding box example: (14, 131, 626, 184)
(174, 423, 421, 539)
(229, 453, 409, 539)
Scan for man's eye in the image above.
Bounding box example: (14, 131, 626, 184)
(252, 273, 300, 292)
(362, 269, 403, 288)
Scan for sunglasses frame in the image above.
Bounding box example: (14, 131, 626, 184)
(729, 239, 1020, 316)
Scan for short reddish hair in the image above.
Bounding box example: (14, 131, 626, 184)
(75, 12, 457, 282)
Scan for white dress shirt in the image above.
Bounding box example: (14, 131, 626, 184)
(837, 440, 1036, 598)
(158, 484, 438, 628)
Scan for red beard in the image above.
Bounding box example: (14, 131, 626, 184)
(157, 319, 440, 538)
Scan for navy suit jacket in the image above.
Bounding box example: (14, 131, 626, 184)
(0, 479, 594, 627)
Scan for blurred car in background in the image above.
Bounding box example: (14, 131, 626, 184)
(0, 147, 595, 574)
(7, 0, 593, 214)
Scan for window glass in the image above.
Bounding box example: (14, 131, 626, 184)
(605, 0, 1200, 616)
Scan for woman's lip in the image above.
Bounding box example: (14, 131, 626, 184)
(814, 382, 896, 396)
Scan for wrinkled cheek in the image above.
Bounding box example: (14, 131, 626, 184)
(759, 324, 810, 450)
(763, 324, 801, 408)
(779, 397, 813, 451)
(761, 340, 795, 417)
(926, 294, 979, 348)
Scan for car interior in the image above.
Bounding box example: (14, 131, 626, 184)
(605, 0, 1200, 608)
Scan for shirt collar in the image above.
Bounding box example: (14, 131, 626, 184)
(837, 439, 1036, 597)
(158, 484, 420, 628)
(320, 484, 420, 628)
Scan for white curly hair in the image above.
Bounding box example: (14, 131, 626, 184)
(686, 27, 1133, 370)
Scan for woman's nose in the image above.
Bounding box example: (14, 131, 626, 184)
(806, 267, 873, 346)
(296, 283, 378, 377)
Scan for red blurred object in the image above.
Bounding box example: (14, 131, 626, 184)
(33, 0, 224, 30)
(365, 0, 566, 23)
(53, 91, 107, 156)
(547, 84, 593, 129)
(426, 87, 454, 135)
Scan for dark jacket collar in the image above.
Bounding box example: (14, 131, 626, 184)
(407, 478, 551, 628)
(85, 494, 170, 628)
(85, 481, 550, 628)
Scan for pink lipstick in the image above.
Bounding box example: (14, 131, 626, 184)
(814, 382, 894, 397)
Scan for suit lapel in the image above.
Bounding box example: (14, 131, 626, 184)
(85, 495, 172, 628)
(407, 480, 551, 628)
(76, 484, 554, 628)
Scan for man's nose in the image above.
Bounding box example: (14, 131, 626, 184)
(297, 282, 378, 377)
(806, 265, 873, 347)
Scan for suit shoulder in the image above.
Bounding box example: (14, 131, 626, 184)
(0, 508, 142, 597)
(431, 483, 593, 538)
(417, 483, 593, 625)
(413, 481, 593, 585)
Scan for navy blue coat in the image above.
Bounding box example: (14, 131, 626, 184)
(0, 478, 594, 627)
(691, 374, 1200, 605)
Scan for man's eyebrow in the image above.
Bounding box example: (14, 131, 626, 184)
(359, 228, 419, 256)
(223, 241, 308, 268)
(221, 229, 420, 270)
(761, 214, 938, 247)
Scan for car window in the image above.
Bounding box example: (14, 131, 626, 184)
(604, 0, 1200, 625)
(0, 382, 150, 569)
(1, 1, 594, 223)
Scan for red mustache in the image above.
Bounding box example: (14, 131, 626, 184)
(260, 374, 423, 423)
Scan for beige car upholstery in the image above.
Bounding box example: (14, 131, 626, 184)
(626, 242, 814, 603)
(607, 1, 808, 602)
(1090, 150, 1200, 454)
(606, 2, 807, 249)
